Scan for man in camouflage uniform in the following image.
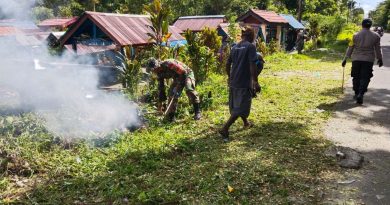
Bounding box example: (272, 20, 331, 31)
(147, 58, 201, 122)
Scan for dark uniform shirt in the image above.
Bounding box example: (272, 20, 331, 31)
(227, 41, 258, 88)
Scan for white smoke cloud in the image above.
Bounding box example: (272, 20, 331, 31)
(0, 0, 35, 19)
(0, 0, 140, 138)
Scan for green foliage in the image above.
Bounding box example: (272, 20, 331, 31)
(303, 14, 349, 48)
(31, 6, 54, 22)
(304, 40, 316, 52)
(268, 39, 281, 54)
(143, 0, 172, 59)
(370, 0, 390, 30)
(183, 30, 218, 83)
(227, 16, 240, 43)
(34, 0, 350, 25)
(257, 41, 269, 56)
(199, 27, 222, 54)
(115, 46, 142, 98)
(336, 23, 360, 45)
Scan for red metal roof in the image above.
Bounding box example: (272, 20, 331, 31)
(60, 11, 185, 47)
(252, 10, 288, 23)
(238, 9, 288, 24)
(38, 17, 77, 28)
(0, 26, 17, 36)
(173, 15, 227, 32)
(64, 44, 117, 55)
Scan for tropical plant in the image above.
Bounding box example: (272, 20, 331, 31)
(143, 0, 172, 59)
(115, 46, 142, 98)
(199, 27, 222, 54)
(31, 6, 54, 22)
(257, 41, 270, 56)
(227, 16, 240, 43)
(268, 39, 281, 54)
(336, 23, 360, 44)
(184, 30, 217, 83)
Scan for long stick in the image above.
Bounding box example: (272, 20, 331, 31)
(341, 65, 346, 93)
(164, 98, 175, 116)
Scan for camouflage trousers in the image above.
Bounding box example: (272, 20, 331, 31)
(167, 71, 200, 114)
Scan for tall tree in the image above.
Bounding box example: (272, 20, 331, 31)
(297, 0, 303, 22)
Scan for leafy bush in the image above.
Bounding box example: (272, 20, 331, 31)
(183, 30, 218, 84)
(268, 39, 281, 54)
(199, 27, 222, 54)
(336, 24, 360, 45)
(257, 41, 269, 56)
(304, 14, 347, 47)
(31, 6, 54, 22)
(304, 40, 316, 51)
(116, 46, 142, 98)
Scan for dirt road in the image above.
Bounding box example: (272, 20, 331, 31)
(324, 33, 390, 204)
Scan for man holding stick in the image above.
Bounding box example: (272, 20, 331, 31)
(147, 58, 201, 122)
(342, 19, 383, 105)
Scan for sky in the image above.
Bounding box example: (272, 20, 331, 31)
(356, 0, 384, 16)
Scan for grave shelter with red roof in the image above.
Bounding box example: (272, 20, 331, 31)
(237, 9, 288, 44)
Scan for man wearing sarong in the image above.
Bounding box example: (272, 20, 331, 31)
(220, 27, 258, 142)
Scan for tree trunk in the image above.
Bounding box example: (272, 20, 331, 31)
(297, 0, 303, 22)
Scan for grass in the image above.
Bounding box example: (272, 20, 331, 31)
(0, 50, 347, 204)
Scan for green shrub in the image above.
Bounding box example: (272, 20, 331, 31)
(257, 41, 269, 56)
(183, 30, 218, 84)
(304, 40, 316, 51)
(336, 24, 360, 45)
(115, 46, 142, 98)
(199, 27, 222, 54)
(268, 39, 281, 54)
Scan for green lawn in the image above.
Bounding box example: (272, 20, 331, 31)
(1, 51, 347, 204)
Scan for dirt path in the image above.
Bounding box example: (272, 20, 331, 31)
(324, 34, 390, 204)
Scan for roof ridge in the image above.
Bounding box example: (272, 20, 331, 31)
(85, 11, 149, 18)
(178, 15, 225, 19)
(251, 9, 277, 13)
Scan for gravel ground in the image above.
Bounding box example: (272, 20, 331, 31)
(324, 33, 390, 204)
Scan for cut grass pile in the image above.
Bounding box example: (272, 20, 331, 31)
(0, 51, 347, 204)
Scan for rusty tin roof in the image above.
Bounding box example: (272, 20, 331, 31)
(173, 15, 227, 32)
(60, 11, 185, 47)
(238, 9, 288, 24)
(38, 17, 77, 28)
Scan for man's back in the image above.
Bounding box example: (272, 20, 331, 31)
(349, 29, 382, 62)
(228, 41, 257, 88)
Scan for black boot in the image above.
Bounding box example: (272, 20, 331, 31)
(356, 93, 364, 105)
(193, 103, 201, 120)
(353, 91, 358, 100)
(166, 112, 176, 122)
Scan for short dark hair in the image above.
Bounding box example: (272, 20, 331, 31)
(241, 26, 255, 43)
(362, 18, 373, 28)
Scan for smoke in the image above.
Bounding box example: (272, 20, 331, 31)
(0, 1, 139, 138)
(0, 0, 35, 20)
